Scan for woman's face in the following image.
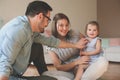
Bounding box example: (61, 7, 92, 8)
(56, 19, 69, 37)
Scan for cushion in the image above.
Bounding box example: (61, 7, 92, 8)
(105, 46, 120, 53)
(109, 38, 120, 46)
(104, 46, 120, 62)
(102, 38, 109, 48)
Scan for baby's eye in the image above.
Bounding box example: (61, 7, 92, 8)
(88, 29, 91, 31)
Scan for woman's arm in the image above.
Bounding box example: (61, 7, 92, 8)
(49, 51, 76, 71)
(49, 51, 90, 71)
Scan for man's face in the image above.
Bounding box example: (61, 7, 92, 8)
(37, 11, 51, 33)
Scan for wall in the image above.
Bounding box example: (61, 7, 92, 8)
(0, 0, 96, 34)
(97, 0, 120, 38)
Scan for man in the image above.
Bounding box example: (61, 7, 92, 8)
(0, 1, 87, 80)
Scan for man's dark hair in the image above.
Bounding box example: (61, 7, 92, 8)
(25, 1, 52, 17)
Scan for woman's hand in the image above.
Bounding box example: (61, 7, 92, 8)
(75, 56, 90, 65)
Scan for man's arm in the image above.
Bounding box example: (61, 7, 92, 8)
(35, 34, 88, 49)
(0, 29, 25, 79)
(58, 38, 88, 49)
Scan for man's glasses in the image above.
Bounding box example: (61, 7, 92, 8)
(43, 14, 51, 23)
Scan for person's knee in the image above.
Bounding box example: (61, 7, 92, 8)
(98, 57, 109, 71)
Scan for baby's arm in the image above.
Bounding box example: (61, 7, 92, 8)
(81, 39, 101, 56)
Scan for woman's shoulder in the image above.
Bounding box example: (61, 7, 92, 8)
(68, 29, 80, 37)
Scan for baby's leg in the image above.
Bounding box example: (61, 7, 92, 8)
(74, 64, 88, 80)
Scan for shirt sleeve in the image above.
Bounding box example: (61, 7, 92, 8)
(34, 34, 61, 48)
(0, 31, 23, 77)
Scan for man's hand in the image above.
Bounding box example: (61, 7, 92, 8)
(75, 38, 88, 49)
(0, 75, 8, 80)
(58, 38, 88, 49)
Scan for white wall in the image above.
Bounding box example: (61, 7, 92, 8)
(0, 0, 96, 34)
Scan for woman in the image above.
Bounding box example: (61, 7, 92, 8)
(44, 13, 108, 80)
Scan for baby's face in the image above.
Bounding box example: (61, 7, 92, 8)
(86, 24, 99, 39)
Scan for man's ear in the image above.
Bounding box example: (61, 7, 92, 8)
(37, 13, 43, 20)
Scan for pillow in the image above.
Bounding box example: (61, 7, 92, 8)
(104, 46, 120, 62)
(109, 38, 120, 46)
(102, 38, 109, 48)
(105, 46, 120, 53)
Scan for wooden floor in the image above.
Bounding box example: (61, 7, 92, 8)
(23, 62, 120, 80)
(100, 62, 120, 80)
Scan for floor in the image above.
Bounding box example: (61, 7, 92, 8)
(23, 62, 120, 80)
(100, 62, 120, 80)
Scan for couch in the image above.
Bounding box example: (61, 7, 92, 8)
(43, 29, 120, 63)
(102, 38, 120, 62)
(43, 34, 120, 64)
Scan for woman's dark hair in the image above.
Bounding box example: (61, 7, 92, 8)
(85, 21, 100, 36)
(25, 1, 52, 17)
(51, 13, 70, 38)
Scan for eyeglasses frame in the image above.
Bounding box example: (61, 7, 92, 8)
(43, 14, 51, 23)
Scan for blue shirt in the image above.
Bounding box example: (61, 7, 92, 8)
(85, 37, 103, 64)
(0, 16, 60, 77)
